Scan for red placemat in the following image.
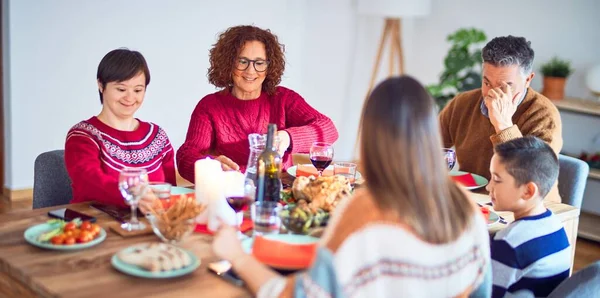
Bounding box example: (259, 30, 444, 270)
(194, 218, 254, 235)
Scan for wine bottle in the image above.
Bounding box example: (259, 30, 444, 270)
(255, 124, 282, 202)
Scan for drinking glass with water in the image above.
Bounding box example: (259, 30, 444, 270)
(251, 201, 282, 236)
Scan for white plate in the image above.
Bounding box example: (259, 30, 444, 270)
(111, 244, 200, 278)
(24, 223, 107, 251)
(286, 165, 363, 182)
(449, 171, 489, 190)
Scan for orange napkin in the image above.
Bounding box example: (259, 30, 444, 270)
(480, 206, 490, 221)
(296, 164, 333, 177)
(194, 218, 253, 235)
(451, 173, 478, 187)
(252, 235, 317, 270)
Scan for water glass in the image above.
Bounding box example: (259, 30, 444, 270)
(148, 182, 172, 210)
(251, 201, 282, 236)
(118, 167, 149, 231)
(443, 148, 456, 170)
(334, 162, 357, 185)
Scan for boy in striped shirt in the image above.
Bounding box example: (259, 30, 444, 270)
(487, 136, 570, 298)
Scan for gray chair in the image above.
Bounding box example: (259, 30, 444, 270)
(33, 150, 73, 209)
(558, 154, 589, 209)
(548, 261, 600, 297)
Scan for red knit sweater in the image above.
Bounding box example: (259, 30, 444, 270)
(177, 86, 339, 182)
(65, 117, 176, 207)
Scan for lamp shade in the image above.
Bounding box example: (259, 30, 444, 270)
(357, 0, 431, 18)
(586, 64, 600, 100)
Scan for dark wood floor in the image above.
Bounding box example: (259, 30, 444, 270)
(2, 195, 599, 272)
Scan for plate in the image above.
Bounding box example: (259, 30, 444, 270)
(486, 209, 500, 226)
(286, 165, 363, 182)
(24, 223, 107, 251)
(111, 245, 200, 278)
(241, 234, 319, 270)
(171, 186, 194, 195)
(449, 171, 489, 190)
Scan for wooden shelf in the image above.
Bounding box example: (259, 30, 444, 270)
(578, 211, 600, 242)
(552, 97, 600, 117)
(590, 168, 600, 181)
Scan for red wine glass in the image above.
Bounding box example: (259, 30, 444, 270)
(310, 142, 334, 177)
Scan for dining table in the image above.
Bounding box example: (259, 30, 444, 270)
(0, 173, 581, 298)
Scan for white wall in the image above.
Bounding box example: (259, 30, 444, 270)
(4, 0, 600, 189)
(3, 0, 308, 189)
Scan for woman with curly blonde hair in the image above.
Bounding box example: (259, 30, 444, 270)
(177, 25, 338, 179)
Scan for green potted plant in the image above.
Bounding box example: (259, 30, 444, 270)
(426, 28, 487, 109)
(540, 57, 573, 100)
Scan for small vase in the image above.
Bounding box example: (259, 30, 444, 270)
(542, 76, 567, 100)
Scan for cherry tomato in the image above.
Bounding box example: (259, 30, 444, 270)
(90, 224, 101, 237)
(50, 235, 65, 245)
(77, 231, 92, 243)
(70, 229, 81, 238)
(80, 221, 92, 231)
(64, 237, 76, 245)
(63, 222, 76, 232)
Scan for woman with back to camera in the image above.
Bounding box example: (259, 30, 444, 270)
(65, 48, 176, 207)
(212, 76, 491, 297)
(176, 25, 338, 180)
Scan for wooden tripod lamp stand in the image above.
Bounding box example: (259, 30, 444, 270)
(357, 0, 431, 98)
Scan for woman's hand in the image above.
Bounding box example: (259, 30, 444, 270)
(215, 155, 240, 171)
(138, 189, 160, 214)
(277, 130, 291, 157)
(213, 223, 245, 262)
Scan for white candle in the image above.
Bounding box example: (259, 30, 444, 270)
(194, 157, 224, 205)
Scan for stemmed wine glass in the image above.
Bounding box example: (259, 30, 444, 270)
(443, 148, 456, 170)
(119, 167, 149, 231)
(310, 142, 334, 176)
(225, 178, 255, 239)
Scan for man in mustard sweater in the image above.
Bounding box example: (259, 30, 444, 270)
(439, 35, 563, 203)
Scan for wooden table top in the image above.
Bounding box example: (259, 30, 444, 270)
(0, 187, 580, 297)
(0, 203, 251, 298)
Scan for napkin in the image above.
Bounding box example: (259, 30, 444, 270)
(480, 206, 490, 221)
(193, 158, 238, 232)
(252, 235, 317, 270)
(450, 173, 478, 187)
(296, 164, 334, 177)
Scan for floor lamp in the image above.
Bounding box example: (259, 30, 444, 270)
(357, 0, 431, 98)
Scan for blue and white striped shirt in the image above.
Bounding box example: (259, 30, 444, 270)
(491, 209, 570, 298)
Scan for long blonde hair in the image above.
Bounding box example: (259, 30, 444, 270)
(359, 76, 473, 244)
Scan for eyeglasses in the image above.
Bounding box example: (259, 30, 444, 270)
(235, 58, 269, 72)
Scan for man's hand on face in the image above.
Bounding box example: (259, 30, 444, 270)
(484, 81, 521, 133)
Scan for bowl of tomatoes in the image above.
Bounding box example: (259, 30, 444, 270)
(24, 219, 106, 250)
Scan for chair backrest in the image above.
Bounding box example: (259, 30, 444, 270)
(548, 261, 600, 298)
(33, 150, 73, 209)
(557, 154, 589, 209)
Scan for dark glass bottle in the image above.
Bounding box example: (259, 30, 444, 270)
(255, 124, 282, 202)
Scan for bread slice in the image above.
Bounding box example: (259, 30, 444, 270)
(118, 243, 192, 272)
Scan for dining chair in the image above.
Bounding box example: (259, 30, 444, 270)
(33, 150, 73, 209)
(548, 260, 600, 297)
(557, 154, 590, 209)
